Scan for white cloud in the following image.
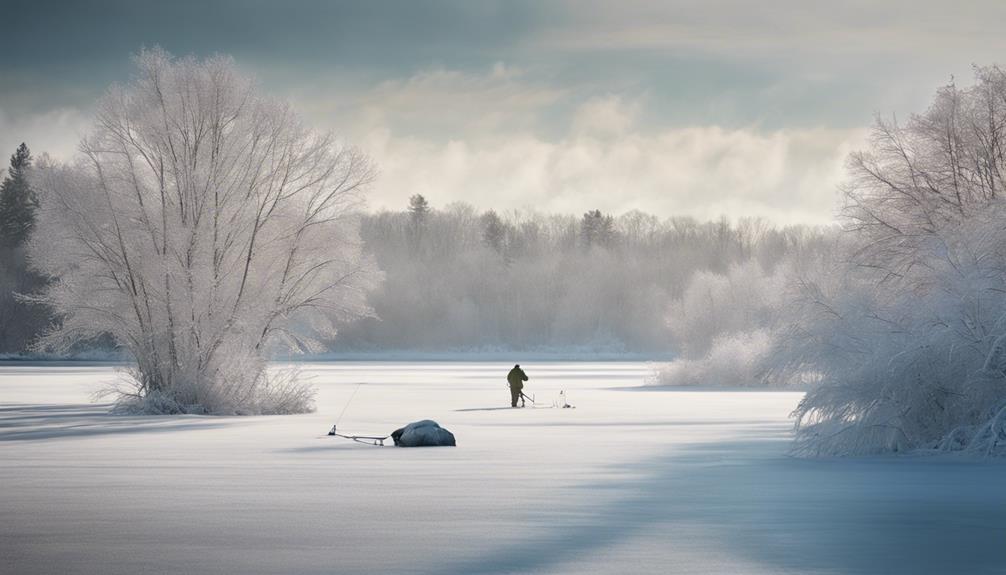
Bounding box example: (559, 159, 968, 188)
(288, 65, 872, 225)
(571, 95, 640, 138)
(292, 63, 567, 142)
(359, 123, 867, 225)
(7, 62, 869, 225)
(0, 106, 89, 163)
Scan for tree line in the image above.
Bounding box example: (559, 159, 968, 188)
(328, 194, 823, 352)
(0, 142, 823, 357)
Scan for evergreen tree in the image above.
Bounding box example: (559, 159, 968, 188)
(0, 143, 50, 353)
(408, 194, 430, 225)
(580, 209, 616, 248)
(0, 143, 36, 249)
(481, 209, 506, 253)
(407, 194, 431, 248)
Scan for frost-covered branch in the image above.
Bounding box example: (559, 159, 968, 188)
(27, 48, 379, 414)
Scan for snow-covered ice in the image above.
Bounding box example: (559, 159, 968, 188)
(2, 361, 1006, 574)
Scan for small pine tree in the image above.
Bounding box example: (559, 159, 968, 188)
(0, 143, 36, 249)
(481, 209, 506, 253)
(408, 194, 430, 226)
(580, 209, 616, 248)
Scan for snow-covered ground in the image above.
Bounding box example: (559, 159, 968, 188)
(2, 361, 1006, 575)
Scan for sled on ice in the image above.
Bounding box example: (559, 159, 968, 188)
(327, 419, 456, 447)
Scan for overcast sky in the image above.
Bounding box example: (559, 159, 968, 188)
(3, 0, 1005, 223)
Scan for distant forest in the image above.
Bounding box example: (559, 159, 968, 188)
(329, 195, 826, 352)
(0, 144, 827, 356)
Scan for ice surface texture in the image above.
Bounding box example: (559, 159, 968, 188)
(3, 362, 1005, 574)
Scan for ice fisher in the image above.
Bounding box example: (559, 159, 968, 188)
(507, 364, 529, 407)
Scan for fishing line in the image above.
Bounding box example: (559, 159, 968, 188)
(335, 382, 363, 426)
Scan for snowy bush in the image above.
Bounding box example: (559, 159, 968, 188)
(28, 49, 378, 414)
(653, 253, 823, 387)
(775, 66, 1006, 455)
(651, 329, 774, 387)
(666, 259, 787, 358)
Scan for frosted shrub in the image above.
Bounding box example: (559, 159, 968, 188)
(28, 49, 378, 414)
(651, 329, 774, 387)
(776, 66, 1006, 455)
(654, 258, 802, 387)
(666, 259, 786, 357)
(780, 208, 1006, 455)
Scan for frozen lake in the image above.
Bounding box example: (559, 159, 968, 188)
(2, 361, 1006, 574)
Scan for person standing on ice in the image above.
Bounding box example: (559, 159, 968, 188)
(507, 364, 529, 407)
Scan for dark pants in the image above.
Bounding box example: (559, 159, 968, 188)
(510, 386, 523, 407)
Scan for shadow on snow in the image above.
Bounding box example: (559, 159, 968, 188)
(0, 403, 227, 441)
(435, 427, 1006, 575)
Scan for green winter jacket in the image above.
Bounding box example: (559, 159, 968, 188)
(507, 366, 528, 389)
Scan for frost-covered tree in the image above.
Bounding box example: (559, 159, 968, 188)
(28, 49, 379, 414)
(776, 66, 1006, 455)
(652, 231, 833, 388)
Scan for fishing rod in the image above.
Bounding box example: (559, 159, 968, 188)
(520, 391, 534, 406)
(327, 425, 388, 446)
(519, 390, 575, 409)
(324, 383, 389, 446)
